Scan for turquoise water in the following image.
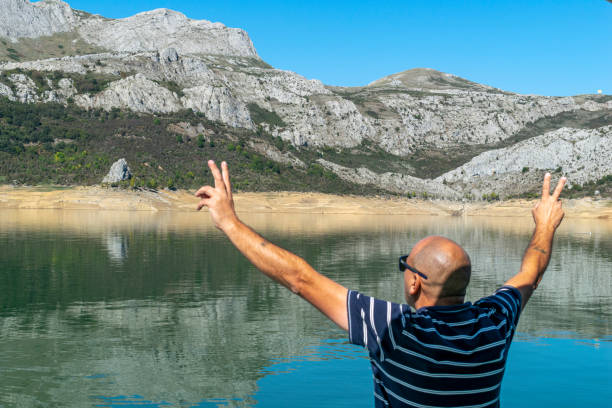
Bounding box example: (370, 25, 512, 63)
(0, 211, 610, 407)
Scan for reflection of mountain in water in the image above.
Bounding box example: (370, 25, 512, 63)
(0, 215, 610, 406)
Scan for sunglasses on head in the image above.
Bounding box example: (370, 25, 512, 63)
(399, 255, 428, 280)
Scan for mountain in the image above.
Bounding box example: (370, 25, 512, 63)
(0, 0, 610, 199)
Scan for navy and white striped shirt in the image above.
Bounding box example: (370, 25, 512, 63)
(347, 286, 522, 408)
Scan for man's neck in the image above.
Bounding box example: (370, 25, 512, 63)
(414, 296, 465, 310)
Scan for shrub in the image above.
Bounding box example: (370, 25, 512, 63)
(70, 72, 118, 94)
(274, 136, 285, 151)
(197, 134, 205, 148)
(307, 163, 334, 179)
(307, 163, 325, 177)
(522, 167, 529, 173)
(146, 178, 158, 189)
(482, 192, 500, 202)
(249, 156, 265, 172)
(54, 152, 65, 163)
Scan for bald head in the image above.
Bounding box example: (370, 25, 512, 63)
(404, 236, 471, 305)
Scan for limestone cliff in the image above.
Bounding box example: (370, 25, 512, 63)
(436, 126, 612, 198)
(1, 0, 258, 57)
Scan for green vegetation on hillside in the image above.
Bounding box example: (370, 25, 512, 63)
(0, 97, 389, 195)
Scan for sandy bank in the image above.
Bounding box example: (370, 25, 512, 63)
(0, 185, 610, 219)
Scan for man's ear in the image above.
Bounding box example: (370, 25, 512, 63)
(407, 274, 421, 297)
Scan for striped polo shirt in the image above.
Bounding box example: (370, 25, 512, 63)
(347, 286, 522, 408)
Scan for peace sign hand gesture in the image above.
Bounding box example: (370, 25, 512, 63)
(532, 173, 566, 232)
(195, 160, 238, 231)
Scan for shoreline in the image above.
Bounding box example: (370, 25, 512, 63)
(0, 185, 610, 219)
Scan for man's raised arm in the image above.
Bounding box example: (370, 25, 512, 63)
(505, 173, 566, 310)
(195, 160, 349, 331)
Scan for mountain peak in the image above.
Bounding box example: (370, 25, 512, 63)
(368, 68, 497, 91)
(0, 0, 258, 58)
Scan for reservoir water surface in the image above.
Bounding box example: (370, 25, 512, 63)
(0, 210, 610, 407)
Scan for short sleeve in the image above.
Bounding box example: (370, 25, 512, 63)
(475, 285, 522, 329)
(347, 290, 404, 359)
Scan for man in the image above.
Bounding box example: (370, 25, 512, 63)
(195, 160, 566, 408)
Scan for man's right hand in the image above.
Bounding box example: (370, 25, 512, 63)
(504, 173, 567, 310)
(532, 173, 566, 232)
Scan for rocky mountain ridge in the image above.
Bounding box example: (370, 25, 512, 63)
(1, 0, 258, 57)
(0, 0, 610, 199)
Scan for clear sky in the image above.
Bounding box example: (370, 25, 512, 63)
(64, 0, 611, 96)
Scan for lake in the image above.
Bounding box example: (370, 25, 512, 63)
(0, 210, 610, 407)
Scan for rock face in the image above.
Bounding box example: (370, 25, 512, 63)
(0, 1, 258, 58)
(436, 126, 612, 198)
(159, 47, 179, 63)
(0, 0, 77, 40)
(76, 74, 183, 114)
(78, 8, 258, 57)
(102, 159, 132, 183)
(0, 82, 14, 100)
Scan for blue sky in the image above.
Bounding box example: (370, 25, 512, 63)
(65, 0, 611, 96)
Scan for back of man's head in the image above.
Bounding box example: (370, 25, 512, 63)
(405, 236, 471, 306)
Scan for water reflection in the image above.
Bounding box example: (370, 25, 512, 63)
(104, 233, 129, 262)
(0, 210, 610, 407)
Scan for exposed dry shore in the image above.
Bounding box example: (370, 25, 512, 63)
(0, 185, 610, 219)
